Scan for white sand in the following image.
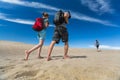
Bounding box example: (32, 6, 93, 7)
(0, 41, 120, 80)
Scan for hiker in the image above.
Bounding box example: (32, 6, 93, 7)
(95, 40, 100, 52)
(24, 12, 49, 60)
(47, 10, 71, 61)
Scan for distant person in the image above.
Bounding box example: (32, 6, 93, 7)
(95, 40, 100, 52)
(24, 12, 49, 60)
(47, 10, 71, 61)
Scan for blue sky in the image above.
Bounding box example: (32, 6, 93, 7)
(0, 0, 120, 49)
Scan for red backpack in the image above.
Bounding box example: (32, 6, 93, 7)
(32, 18, 44, 31)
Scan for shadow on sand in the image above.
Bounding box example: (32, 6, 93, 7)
(52, 55, 87, 59)
(70, 56, 87, 58)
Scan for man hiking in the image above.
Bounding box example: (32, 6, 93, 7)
(47, 10, 71, 61)
(95, 40, 100, 52)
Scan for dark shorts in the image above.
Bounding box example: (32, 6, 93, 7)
(52, 26, 68, 44)
(96, 45, 99, 49)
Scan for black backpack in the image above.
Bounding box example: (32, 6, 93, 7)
(53, 10, 65, 25)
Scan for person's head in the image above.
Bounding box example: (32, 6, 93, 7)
(63, 11, 71, 24)
(42, 12, 49, 18)
(96, 40, 99, 42)
(64, 11, 71, 19)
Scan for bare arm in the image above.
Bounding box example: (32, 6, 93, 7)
(45, 21, 49, 27)
(64, 12, 69, 24)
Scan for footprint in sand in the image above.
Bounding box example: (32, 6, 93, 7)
(0, 65, 14, 70)
(0, 65, 14, 75)
(15, 70, 38, 79)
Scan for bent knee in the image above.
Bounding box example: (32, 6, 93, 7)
(38, 43, 43, 47)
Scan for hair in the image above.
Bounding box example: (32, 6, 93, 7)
(64, 11, 71, 19)
(67, 11, 71, 19)
(42, 12, 49, 17)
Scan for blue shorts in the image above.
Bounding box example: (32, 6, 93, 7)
(37, 29, 46, 40)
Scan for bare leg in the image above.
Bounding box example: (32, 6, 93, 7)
(25, 40, 44, 60)
(97, 48, 99, 51)
(97, 46, 99, 52)
(38, 40, 44, 58)
(97, 47, 101, 52)
(24, 50, 29, 60)
(63, 42, 69, 59)
(47, 41, 56, 61)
